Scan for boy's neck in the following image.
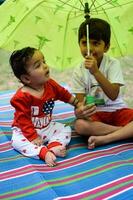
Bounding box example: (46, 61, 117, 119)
(22, 84, 45, 98)
(97, 55, 103, 68)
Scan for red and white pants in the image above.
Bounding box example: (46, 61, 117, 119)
(11, 121, 71, 159)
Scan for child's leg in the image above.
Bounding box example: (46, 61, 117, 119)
(74, 119, 121, 136)
(75, 109, 133, 137)
(44, 122, 71, 157)
(88, 121, 133, 149)
(11, 127, 55, 162)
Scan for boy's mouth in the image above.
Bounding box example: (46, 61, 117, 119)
(83, 53, 88, 57)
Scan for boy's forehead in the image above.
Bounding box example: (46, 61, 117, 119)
(80, 36, 100, 42)
(27, 50, 44, 66)
(34, 50, 43, 58)
(31, 50, 44, 61)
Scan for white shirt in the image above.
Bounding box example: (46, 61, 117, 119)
(72, 54, 127, 112)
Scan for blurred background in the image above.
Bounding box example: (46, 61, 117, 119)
(0, 49, 133, 107)
(0, 0, 133, 107)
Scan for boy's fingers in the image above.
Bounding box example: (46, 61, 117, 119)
(83, 104, 95, 113)
(47, 159, 57, 167)
(83, 97, 86, 105)
(84, 107, 96, 117)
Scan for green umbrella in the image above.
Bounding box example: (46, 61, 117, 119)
(0, 0, 133, 70)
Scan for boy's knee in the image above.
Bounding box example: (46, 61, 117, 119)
(74, 119, 86, 134)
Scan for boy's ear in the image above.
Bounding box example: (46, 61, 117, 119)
(20, 74, 31, 84)
(104, 43, 110, 52)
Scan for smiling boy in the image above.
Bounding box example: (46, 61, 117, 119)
(72, 18, 133, 148)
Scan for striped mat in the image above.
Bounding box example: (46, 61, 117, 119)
(0, 90, 133, 200)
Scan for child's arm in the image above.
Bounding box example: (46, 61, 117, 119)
(45, 151, 57, 167)
(68, 95, 96, 119)
(50, 79, 96, 119)
(75, 93, 85, 103)
(11, 92, 39, 142)
(92, 70, 120, 100)
(84, 55, 121, 100)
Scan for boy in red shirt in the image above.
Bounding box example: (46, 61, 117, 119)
(10, 47, 95, 166)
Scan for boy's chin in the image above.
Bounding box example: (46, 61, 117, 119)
(45, 72, 50, 78)
(46, 76, 50, 80)
(44, 76, 50, 83)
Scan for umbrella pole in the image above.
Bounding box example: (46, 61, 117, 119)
(84, 2, 91, 95)
(86, 23, 90, 56)
(84, 2, 90, 56)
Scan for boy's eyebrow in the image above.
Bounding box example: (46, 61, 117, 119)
(33, 60, 40, 66)
(33, 56, 45, 66)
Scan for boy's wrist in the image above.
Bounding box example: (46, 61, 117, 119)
(72, 97, 79, 109)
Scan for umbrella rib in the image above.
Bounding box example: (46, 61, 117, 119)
(95, 1, 123, 56)
(78, 0, 85, 8)
(105, 0, 133, 8)
(91, 0, 133, 13)
(57, 0, 83, 11)
(89, 0, 99, 14)
(91, 0, 116, 12)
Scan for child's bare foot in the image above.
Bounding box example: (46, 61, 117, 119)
(88, 135, 106, 149)
(45, 151, 57, 167)
(50, 145, 67, 157)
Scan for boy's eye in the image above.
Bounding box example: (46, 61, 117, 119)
(82, 41, 87, 46)
(35, 62, 41, 68)
(93, 41, 100, 46)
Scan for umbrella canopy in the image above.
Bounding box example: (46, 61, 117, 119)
(0, 0, 133, 70)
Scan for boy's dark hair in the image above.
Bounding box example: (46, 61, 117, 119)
(9, 47, 36, 79)
(78, 18, 111, 46)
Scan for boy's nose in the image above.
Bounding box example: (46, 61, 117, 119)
(84, 46, 89, 56)
(43, 63, 48, 70)
(89, 45, 94, 55)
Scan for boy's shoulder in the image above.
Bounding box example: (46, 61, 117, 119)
(103, 54, 119, 62)
(44, 78, 65, 92)
(10, 87, 30, 103)
(73, 61, 84, 71)
(47, 78, 60, 88)
(12, 87, 23, 96)
(101, 54, 121, 69)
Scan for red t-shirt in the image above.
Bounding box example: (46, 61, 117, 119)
(11, 79, 72, 141)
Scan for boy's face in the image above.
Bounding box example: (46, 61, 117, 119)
(79, 36, 109, 63)
(23, 50, 50, 85)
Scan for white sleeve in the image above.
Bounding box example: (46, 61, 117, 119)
(71, 65, 86, 94)
(107, 59, 124, 85)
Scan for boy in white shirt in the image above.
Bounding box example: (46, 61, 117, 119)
(72, 18, 133, 148)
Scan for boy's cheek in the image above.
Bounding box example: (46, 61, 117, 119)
(80, 49, 87, 58)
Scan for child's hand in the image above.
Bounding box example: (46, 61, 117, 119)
(45, 151, 57, 167)
(75, 104, 96, 119)
(75, 100, 96, 119)
(31, 136, 43, 146)
(84, 55, 98, 75)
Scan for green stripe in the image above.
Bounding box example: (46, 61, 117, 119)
(0, 155, 24, 163)
(0, 181, 51, 199)
(1, 159, 133, 199)
(82, 179, 133, 199)
(47, 158, 133, 187)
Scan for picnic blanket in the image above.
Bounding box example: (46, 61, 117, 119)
(0, 89, 133, 200)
